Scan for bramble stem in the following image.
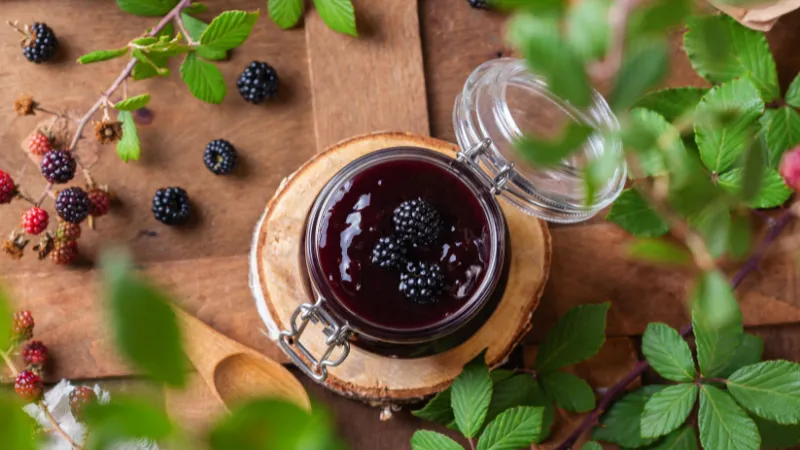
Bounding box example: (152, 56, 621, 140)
(39, 400, 81, 449)
(554, 209, 795, 450)
(1, 348, 19, 375)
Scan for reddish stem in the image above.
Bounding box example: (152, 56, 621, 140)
(554, 209, 795, 450)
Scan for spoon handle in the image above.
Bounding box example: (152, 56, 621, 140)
(174, 307, 243, 380)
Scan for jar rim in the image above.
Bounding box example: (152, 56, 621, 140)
(304, 147, 507, 344)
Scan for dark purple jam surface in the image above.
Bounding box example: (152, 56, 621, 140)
(317, 157, 491, 330)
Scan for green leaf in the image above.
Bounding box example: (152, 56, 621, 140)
(515, 123, 594, 167)
(269, 0, 305, 30)
(132, 50, 170, 80)
(642, 323, 697, 382)
(627, 0, 691, 38)
(410, 431, 464, 450)
(718, 168, 791, 209)
(116, 110, 141, 162)
(485, 375, 541, 425)
(698, 385, 760, 450)
(606, 189, 669, 238)
(83, 397, 174, 450)
(726, 17, 780, 102)
(181, 14, 227, 60)
(313, 0, 358, 37)
(624, 108, 685, 179)
(183, 2, 207, 14)
(694, 78, 764, 173)
(538, 371, 595, 413)
(754, 416, 800, 449)
(566, 0, 610, 61)
(693, 269, 741, 338)
(581, 442, 602, 450)
(116, 0, 178, 16)
(786, 73, 800, 109)
(476, 406, 544, 450)
(199, 10, 259, 51)
(718, 333, 764, 378)
(592, 386, 666, 448)
(101, 250, 186, 387)
(649, 426, 699, 450)
(451, 357, 493, 438)
(0, 286, 12, 349)
(610, 40, 669, 112)
(77, 48, 129, 64)
(692, 275, 744, 378)
(641, 384, 698, 438)
(627, 239, 692, 266)
(689, 206, 731, 259)
(727, 214, 753, 259)
(727, 360, 800, 424)
(413, 389, 454, 426)
(633, 87, 708, 123)
(114, 93, 151, 111)
(507, 13, 592, 108)
(535, 302, 609, 372)
(180, 52, 226, 104)
(762, 106, 800, 168)
(0, 393, 38, 450)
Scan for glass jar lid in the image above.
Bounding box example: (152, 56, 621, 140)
(453, 58, 626, 223)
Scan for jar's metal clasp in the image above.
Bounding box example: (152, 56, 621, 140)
(279, 297, 352, 382)
(457, 138, 515, 195)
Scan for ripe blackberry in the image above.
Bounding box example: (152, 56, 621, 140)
(204, 139, 238, 175)
(0, 170, 16, 204)
(21, 207, 48, 235)
(22, 23, 58, 63)
(21, 340, 48, 368)
(12, 311, 34, 342)
(237, 61, 279, 104)
(87, 188, 111, 217)
(51, 239, 78, 265)
(14, 371, 43, 402)
(399, 261, 444, 304)
(56, 220, 81, 241)
(393, 199, 442, 246)
(371, 236, 408, 269)
(55, 187, 90, 224)
(69, 386, 98, 422)
(40, 149, 76, 184)
(468, 0, 490, 9)
(29, 132, 53, 156)
(152, 187, 191, 225)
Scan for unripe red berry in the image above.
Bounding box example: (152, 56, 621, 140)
(29, 132, 53, 156)
(779, 146, 800, 191)
(87, 188, 110, 217)
(14, 370, 43, 402)
(21, 207, 49, 235)
(69, 386, 98, 421)
(0, 170, 16, 204)
(12, 311, 34, 342)
(22, 340, 49, 368)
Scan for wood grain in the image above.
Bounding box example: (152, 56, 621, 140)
(304, 0, 429, 150)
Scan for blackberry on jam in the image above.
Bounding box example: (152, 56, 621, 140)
(237, 61, 279, 104)
(40, 149, 76, 184)
(22, 23, 58, 63)
(152, 187, 191, 225)
(204, 139, 238, 175)
(399, 261, 444, 304)
(393, 199, 442, 246)
(55, 187, 90, 224)
(370, 236, 408, 269)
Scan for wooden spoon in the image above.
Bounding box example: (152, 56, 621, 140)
(174, 308, 310, 411)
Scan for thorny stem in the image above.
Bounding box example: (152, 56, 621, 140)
(554, 208, 795, 450)
(1, 348, 19, 374)
(40, 402, 81, 450)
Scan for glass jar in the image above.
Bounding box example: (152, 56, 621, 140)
(275, 58, 625, 382)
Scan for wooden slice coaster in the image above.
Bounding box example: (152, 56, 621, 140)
(250, 132, 551, 404)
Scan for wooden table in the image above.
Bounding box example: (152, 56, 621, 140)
(2, 1, 800, 448)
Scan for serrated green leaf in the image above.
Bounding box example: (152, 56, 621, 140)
(84, 397, 174, 450)
(180, 52, 226, 104)
(451, 358, 493, 438)
(116, 0, 178, 16)
(410, 430, 463, 450)
(507, 13, 592, 108)
(689, 206, 731, 259)
(718, 168, 792, 209)
(718, 333, 764, 378)
(642, 323, 697, 382)
(0, 287, 12, 349)
(754, 416, 800, 449)
(490, 370, 514, 383)
(114, 94, 151, 111)
(699, 385, 760, 450)
(476, 406, 543, 450)
(581, 442, 602, 450)
(627, 0, 691, 37)
(610, 40, 669, 112)
(649, 426, 699, 450)
(269, 0, 305, 29)
(633, 87, 708, 123)
(727, 360, 800, 424)
(692, 274, 743, 378)
(181, 14, 226, 60)
(762, 107, 800, 168)
(695, 78, 764, 173)
(592, 386, 666, 448)
(132, 50, 170, 80)
(786, 73, 800, 109)
(77, 48, 129, 64)
(624, 108, 686, 178)
(727, 214, 753, 259)
(0, 392, 38, 450)
(535, 302, 609, 372)
(627, 239, 692, 266)
(101, 250, 186, 387)
(116, 110, 141, 162)
(199, 10, 259, 51)
(607, 188, 669, 237)
(566, 0, 610, 61)
(515, 123, 594, 167)
(485, 375, 538, 425)
(313, 0, 358, 36)
(641, 384, 698, 438)
(412, 388, 453, 426)
(726, 16, 780, 101)
(538, 371, 595, 413)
